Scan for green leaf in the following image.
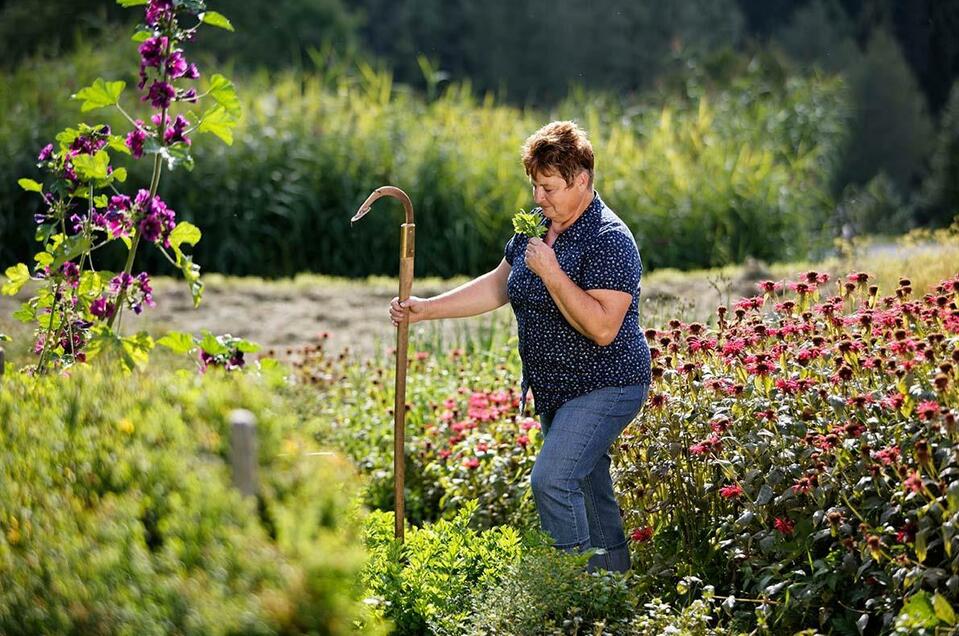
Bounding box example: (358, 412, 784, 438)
(121, 332, 154, 371)
(169, 221, 201, 250)
(156, 331, 195, 355)
(934, 594, 957, 625)
(916, 528, 928, 563)
(18, 178, 42, 193)
(34, 252, 53, 267)
(131, 30, 153, 42)
(896, 592, 939, 630)
(93, 194, 108, 208)
(108, 135, 132, 155)
(236, 339, 261, 353)
(200, 331, 229, 356)
(208, 74, 241, 116)
(35, 223, 56, 245)
(72, 78, 126, 112)
(2, 264, 31, 296)
(160, 142, 195, 171)
(117, 0, 148, 6)
(200, 11, 234, 31)
(197, 106, 236, 145)
(78, 271, 104, 298)
(51, 236, 92, 270)
(13, 302, 36, 323)
(72, 150, 110, 181)
(0, 333, 10, 342)
(112, 167, 128, 183)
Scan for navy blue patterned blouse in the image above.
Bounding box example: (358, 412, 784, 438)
(504, 192, 652, 417)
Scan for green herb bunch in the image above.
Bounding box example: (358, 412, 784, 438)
(511, 209, 546, 239)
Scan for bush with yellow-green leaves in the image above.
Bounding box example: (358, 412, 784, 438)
(0, 362, 385, 635)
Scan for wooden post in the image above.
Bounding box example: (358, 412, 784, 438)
(229, 409, 258, 498)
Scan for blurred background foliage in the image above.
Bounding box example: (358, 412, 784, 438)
(1, 0, 958, 277)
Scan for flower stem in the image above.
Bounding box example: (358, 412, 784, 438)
(36, 281, 64, 375)
(108, 33, 170, 332)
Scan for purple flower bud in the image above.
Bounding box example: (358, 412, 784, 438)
(180, 88, 198, 103)
(60, 261, 80, 287)
(184, 64, 200, 80)
(144, 80, 175, 109)
(37, 143, 54, 161)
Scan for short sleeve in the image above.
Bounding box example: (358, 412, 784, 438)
(581, 229, 642, 294)
(504, 233, 519, 265)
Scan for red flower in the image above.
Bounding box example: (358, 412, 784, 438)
(719, 484, 744, 498)
(630, 526, 653, 543)
(463, 457, 480, 470)
(774, 517, 795, 535)
(516, 435, 530, 448)
(649, 393, 669, 408)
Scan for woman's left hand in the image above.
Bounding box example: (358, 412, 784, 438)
(525, 237, 559, 280)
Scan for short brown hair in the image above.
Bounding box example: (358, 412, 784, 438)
(521, 120, 594, 187)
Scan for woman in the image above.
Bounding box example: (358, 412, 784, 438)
(388, 120, 651, 572)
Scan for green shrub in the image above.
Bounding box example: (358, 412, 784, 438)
(362, 501, 523, 635)
(0, 362, 385, 635)
(468, 542, 634, 635)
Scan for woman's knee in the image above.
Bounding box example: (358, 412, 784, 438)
(530, 462, 569, 497)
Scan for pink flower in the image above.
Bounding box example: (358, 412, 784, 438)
(463, 457, 480, 470)
(904, 471, 923, 493)
(917, 401, 940, 421)
(872, 445, 900, 465)
(516, 435, 530, 448)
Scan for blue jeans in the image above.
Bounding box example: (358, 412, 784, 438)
(532, 384, 649, 573)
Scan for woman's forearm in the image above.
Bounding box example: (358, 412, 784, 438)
(426, 261, 510, 320)
(541, 269, 623, 345)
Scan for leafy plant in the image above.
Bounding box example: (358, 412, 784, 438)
(511, 208, 546, 239)
(2, 0, 239, 374)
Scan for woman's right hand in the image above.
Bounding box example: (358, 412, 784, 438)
(389, 295, 431, 326)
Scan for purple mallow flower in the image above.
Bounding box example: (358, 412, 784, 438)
(138, 36, 168, 70)
(145, 81, 176, 109)
(145, 0, 174, 26)
(38, 143, 54, 161)
(133, 189, 176, 246)
(59, 261, 80, 288)
(102, 194, 134, 238)
(166, 50, 188, 78)
(164, 115, 191, 145)
(126, 120, 147, 158)
(90, 296, 116, 320)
